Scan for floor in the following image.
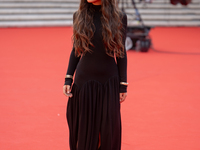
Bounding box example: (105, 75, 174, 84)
(0, 26, 200, 150)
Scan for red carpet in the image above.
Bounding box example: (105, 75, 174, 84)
(0, 27, 200, 150)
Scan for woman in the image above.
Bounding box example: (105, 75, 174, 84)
(63, 0, 128, 149)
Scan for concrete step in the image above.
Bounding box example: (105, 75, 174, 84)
(0, 0, 79, 2)
(0, 2, 78, 8)
(0, 7, 199, 15)
(127, 14, 200, 21)
(0, 14, 72, 21)
(0, 0, 199, 3)
(122, 0, 200, 4)
(1, 14, 198, 22)
(1, 19, 198, 27)
(0, 20, 72, 27)
(0, 8, 76, 14)
(119, 3, 200, 9)
(2, 0, 197, 3)
(128, 20, 200, 26)
(125, 8, 200, 15)
(1, 2, 198, 9)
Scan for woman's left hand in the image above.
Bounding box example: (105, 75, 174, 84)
(120, 93, 127, 103)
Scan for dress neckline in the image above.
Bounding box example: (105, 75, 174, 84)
(91, 4, 101, 12)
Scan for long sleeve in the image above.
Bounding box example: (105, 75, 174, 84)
(64, 12, 81, 86)
(116, 13, 128, 93)
(64, 48, 81, 85)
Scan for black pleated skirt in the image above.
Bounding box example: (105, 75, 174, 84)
(66, 76, 121, 150)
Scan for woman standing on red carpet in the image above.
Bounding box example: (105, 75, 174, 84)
(63, 0, 128, 149)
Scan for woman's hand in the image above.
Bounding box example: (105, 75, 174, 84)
(63, 85, 73, 97)
(120, 93, 127, 103)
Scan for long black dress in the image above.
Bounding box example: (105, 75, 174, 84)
(64, 4, 127, 150)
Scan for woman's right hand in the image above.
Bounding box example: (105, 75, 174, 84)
(63, 85, 73, 97)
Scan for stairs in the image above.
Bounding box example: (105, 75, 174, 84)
(123, 0, 200, 26)
(0, 0, 199, 27)
(0, 0, 78, 27)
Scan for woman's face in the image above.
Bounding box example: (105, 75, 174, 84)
(87, 0, 101, 5)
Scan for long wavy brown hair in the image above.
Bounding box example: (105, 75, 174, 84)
(73, 0, 125, 58)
